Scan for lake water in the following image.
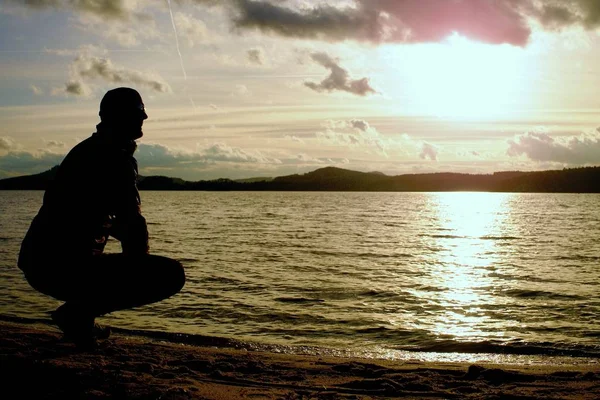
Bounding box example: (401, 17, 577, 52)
(1, 191, 599, 364)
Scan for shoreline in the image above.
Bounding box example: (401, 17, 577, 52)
(3, 315, 598, 366)
(2, 321, 598, 399)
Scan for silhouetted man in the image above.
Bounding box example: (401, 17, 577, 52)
(18, 87, 185, 347)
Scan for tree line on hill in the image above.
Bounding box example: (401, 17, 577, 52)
(0, 165, 599, 193)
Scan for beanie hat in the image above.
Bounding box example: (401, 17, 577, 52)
(99, 87, 147, 121)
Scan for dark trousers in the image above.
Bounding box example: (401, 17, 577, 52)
(25, 254, 185, 318)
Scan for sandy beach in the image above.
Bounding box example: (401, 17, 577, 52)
(1, 321, 598, 399)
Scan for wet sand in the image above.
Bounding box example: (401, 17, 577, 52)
(1, 321, 598, 399)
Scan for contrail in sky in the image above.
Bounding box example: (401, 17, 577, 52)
(166, 0, 186, 80)
(166, 0, 196, 108)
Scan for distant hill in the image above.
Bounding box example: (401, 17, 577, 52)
(0, 166, 59, 190)
(1, 165, 599, 193)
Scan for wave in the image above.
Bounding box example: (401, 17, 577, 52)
(420, 234, 466, 239)
(501, 289, 585, 301)
(479, 235, 520, 240)
(398, 339, 600, 359)
(419, 234, 522, 241)
(555, 255, 600, 261)
(274, 297, 325, 304)
(487, 272, 565, 284)
(307, 249, 413, 259)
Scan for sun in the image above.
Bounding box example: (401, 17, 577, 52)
(387, 33, 534, 120)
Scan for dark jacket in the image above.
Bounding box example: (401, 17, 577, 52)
(18, 128, 149, 273)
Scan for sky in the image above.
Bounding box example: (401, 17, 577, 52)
(0, 0, 599, 180)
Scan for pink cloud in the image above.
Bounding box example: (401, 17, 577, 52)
(507, 130, 600, 164)
(228, 0, 600, 46)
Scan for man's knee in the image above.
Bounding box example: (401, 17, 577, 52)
(161, 257, 185, 295)
(171, 259, 186, 293)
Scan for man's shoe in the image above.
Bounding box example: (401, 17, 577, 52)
(93, 323, 111, 340)
(51, 305, 105, 348)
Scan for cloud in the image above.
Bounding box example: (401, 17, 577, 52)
(8, 2, 160, 46)
(295, 153, 325, 164)
(135, 142, 279, 170)
(456, 150, 483, 159)
(319, 120, 443, 162)
(68, 54, 171, 93)
(44, 44, 107, 57)
(204, 142, 273, 163)
(530, 0, 600, 31)
(350, 119, 369, 132)
(419, 142, 438, 161)
(231, 0, 387, 42)
(0, 137, 16, 151)
(247, 47, 267, 65)
(45, 140, 66, 149)
(56, 79, 93, 97)
(30, 85, 43, 95)
(69, 0, 132, 19)
(229, 0, 531, 46)
(74, 12, 160, 47)
(507, 129, 600, 164)
(284, 135, 304, 144)
(220, 0, 600, 47)
(316, 119, 389, 155)
(6, 0, 136, 20)
(233, 84, 251, 97)
(175, 12, 211, 47)
(135, 143, 203, 168)
(0, 150, 64, 175)
(304, 52, 376, 96)
(12, 0, 600, 48)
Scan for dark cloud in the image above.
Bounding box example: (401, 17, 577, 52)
(13, 0, 60, 7)
(71, 0, 129, 19)
(8, 0, 131, 19)
(531, 0, 600, 30)
(304, 52, 376, 96)
(247, 47, 266, 65)
(232, 0, 381, 42)
(228, 0, 530, 45)
(507, 131, 600, 164)
(70, 55, 171, 93)
(0, 150, 64, 175)
(225, 0, 600, 46)
(350, 119, 369, 132)
(63, 79, 91, 96)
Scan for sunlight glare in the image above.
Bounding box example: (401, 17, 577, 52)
(428, 192, 511, 338)
(397, 34, 531, 119)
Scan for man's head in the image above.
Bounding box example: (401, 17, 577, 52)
(99, 87, 148, 140)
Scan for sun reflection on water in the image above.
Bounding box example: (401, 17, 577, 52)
(422, 192, 511, 340)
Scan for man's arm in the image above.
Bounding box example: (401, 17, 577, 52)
(109, 155, 149, 254)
